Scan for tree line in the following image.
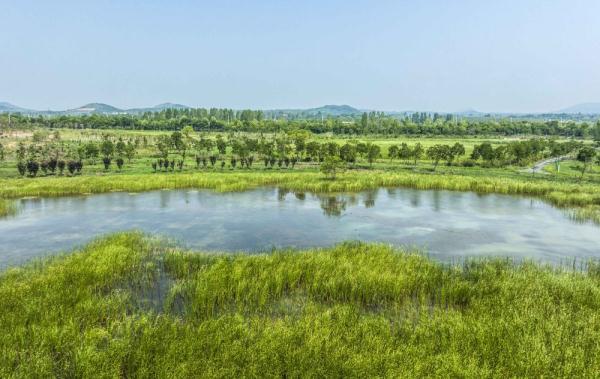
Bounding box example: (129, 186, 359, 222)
(3, 111, 600, 137)
(7, 131, 140, 177)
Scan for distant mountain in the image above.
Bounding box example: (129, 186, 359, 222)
(265, 104, 361, 118)
(557, 103, 600, 114)
(153, 103, 190, 110)
(305, 104, 361, 116)
(0, 102, 193, 115)
(67, 103, 123, 114)
(455, 108, 483, 116)
(0, 102, 34, 113)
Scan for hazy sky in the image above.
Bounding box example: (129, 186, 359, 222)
(1, 0, 599, 112)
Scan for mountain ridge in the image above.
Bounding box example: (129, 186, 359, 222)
(557, 103, 600, 114)
(2, 101, 600, 116)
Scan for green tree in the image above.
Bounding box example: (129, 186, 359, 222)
(411, 143, 424, 165)
(427, 144, 449, 170)
(156, 135, 171, 160)
(170, 131, 188, 160)
(365, 143, 381, 167)
(320, 156, 345, 179)
(125, 140, 137, 162)
(387, 145, 399, 161)
(84, 142, 99, 164)
(592, 122, 600, 143)
(216, 136, 227, 155)
(447, 143, 465, 165)
(100, 138, 114, 159)
(16, 142, 27, 162)
(360, 112, 368, 129)
(305, 141, 321, 161)
(115, 138, 127, 157)
(339, 143, 357, 164)
(576, 146, 597, 180)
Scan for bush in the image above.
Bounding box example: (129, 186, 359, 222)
(57, 160, 66, 175)
(17, 162, 26, 177)
(26, 161, 39, 177)
(67, 160, 78, 176)
(103, 157, 112, 170)
(320, 156, 345, 179)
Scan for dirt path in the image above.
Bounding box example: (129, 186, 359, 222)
(523, 155, 570, 175)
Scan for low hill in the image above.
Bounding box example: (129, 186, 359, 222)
(557, 103, 600, 114)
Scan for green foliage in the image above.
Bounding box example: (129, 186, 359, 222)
(100, 137, 114, 158)
(3, 234, 600, 377)
(577, 146, 598, 179)
(0, 199, 15, 216)
(3, 108, 597, 137)
(320, 156, 345, 179)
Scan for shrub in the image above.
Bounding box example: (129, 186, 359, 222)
(17, 162, 26, 176)
(57, 160, 66, 175)
(26, 161, 39, 177)
(67, 160, 78, 176)
(103, 157, 112, 170)
(320, 156, 345, 179)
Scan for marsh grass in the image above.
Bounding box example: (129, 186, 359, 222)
(0, 199, 15, 217)
(2, 170, 599, 221)
(3, 233, 600, 377)
(569, 205, 600, 225)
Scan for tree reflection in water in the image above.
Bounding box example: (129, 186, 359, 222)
(363, 189, 378, 208)
(282, 190, 377, 217)
(320, 196, 347, 217)
(294, 192, 306, 201)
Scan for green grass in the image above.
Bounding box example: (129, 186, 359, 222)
(0, 199, 15, 217)
(3, 232, 600, 377)
(544, 159, 600, 178)
(1, 169, 600, 214)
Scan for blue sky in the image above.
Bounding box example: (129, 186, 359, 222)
(1, 0, 599, 112)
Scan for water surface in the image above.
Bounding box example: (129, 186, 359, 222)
(1, 188, 599, 267)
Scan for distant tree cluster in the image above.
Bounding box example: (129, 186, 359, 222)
(470, 139, 581, 167)
(10, 131, 139, 177)
(2, 111, 599, 137)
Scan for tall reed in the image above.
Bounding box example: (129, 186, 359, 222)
(3, 233, 600, 377)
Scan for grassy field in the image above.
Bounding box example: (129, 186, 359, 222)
(0, 127, 580, 178)
(2, 232, 600, 377)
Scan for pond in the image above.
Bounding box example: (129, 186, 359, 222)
(1, 188, 599, 267)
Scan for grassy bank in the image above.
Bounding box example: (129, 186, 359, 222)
(2, 232, 600, 377)
(0, 199, 15, 217)
(1, 169, 600, 214)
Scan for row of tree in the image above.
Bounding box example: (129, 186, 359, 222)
(3, 112, 600, 137)
(470, 139, 582, 167)
(8, 133, 140, 176)
(151, 129, 386, 168)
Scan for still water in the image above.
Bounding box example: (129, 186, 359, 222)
(1, 188, 599, 267)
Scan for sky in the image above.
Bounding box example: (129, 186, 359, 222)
(1, 0, 599, 113)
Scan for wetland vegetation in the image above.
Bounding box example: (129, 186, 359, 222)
(3, 232, 600, 377)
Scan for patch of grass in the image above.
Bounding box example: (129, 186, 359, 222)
(0, 199, 15, 217)
(2, 233, 600, 377)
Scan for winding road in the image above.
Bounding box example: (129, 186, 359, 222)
(524, 155, 571, 174)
